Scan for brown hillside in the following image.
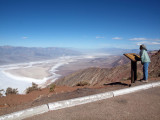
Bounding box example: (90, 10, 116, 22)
(148, 50, 160, 77)
(55, 63, 131, 86)
(55, 50, 160, 86)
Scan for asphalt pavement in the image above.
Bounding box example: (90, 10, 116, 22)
(24, 86, 160, 120)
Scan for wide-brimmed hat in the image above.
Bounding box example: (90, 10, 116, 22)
(140, 44, 147, 51)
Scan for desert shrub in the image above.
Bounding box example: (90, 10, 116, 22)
(49, 83, 56, 92)
(5, 87, 18, 95)
(0, 89, 4, 97)
(26, 82, 40, 94)
(0, 93, 2, 97)
(121, 78, 128, 81)
(76, 81, 89, 86)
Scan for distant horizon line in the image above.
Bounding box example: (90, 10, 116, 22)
(0, 45, 159, 51)
(0, 45, 138, 49)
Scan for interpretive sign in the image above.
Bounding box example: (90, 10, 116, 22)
(124, 53, 141, 62)
(124, 53, 141, 83)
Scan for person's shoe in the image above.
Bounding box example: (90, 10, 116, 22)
(140, 79, 144, 81)
(142, 80, 148, 83)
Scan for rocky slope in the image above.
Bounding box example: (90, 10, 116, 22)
(148, 50, 160, 77)
(55, 50, 160, 86)
(55, 63, 131, 86)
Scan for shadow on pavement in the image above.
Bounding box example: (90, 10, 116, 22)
(104, 82, 130, 87)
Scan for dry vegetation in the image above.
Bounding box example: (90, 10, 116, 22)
(49, 83, 56, 92)
(76, 81, 90, 86)
(26, 82, 41, 94)
(5, 87, 18, 96)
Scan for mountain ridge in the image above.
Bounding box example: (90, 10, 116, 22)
(0, 46, 81, 65)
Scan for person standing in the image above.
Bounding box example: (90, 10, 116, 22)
(139, 44, 151, 82)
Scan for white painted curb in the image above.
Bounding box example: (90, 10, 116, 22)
(0, 104, 49, 120)
(48, 91, 113, 110)
(0, 81, 160, 120)
(113, 83, 153, 96)
(151, 81, 160, 87)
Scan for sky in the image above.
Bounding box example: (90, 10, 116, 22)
(0, 0, 160, 50)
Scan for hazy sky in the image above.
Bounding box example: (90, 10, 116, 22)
(0, 0, 160, 49)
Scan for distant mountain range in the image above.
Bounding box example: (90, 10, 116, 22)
(0, 46, 81, 65)
(96, 48, 140, 55)
(78, 48, 140, 55)
(0, 46, 150, 65)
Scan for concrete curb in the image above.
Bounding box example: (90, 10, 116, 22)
(112, 83, 153, 96)
(0, 81, 160, 120)
(48, 91, 113, 110)
(151, 81, 160, 87)
(0, 104, 49, 120)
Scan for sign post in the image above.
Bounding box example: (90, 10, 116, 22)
(124, 53, 141, 83)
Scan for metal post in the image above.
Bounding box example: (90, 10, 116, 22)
(131, 61, 137, 83)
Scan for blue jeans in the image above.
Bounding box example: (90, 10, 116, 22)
(143, 62, 149, 80)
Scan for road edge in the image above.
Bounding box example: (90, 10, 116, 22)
(0, 81, 160, 120)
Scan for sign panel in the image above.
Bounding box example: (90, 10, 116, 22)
(124, 53, 141, 62)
